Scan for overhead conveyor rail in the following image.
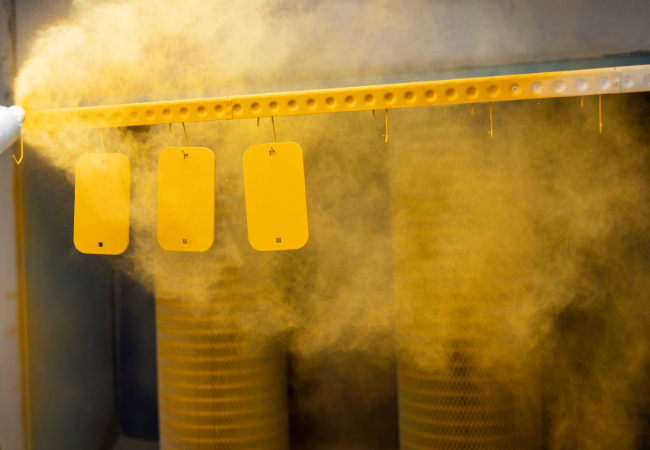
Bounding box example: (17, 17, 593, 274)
(23, 64, 650, 131)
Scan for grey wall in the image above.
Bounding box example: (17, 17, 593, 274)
(0, 0, 25, 449)
(19, 153, 116, 450)
(11, 2, 116, 450)
(13, 0, 650, 86)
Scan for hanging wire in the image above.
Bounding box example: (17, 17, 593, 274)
(372, 110, 377, 120)
(13, 134, 23, 165)
(181, 122, 189, 146)
(581, 96, 585, 107)
(256, 117, 277, 142)
(271, 117, 277, 143)
(471, 103, 475, 115)
(169, 122, 190, 146)
(599, 94, 602, 133)
(383, 109, 388, 144)
(489, 102, 493, 139)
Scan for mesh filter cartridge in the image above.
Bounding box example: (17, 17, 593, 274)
(155, 268, 289, 450)
(398, 344, 520, 450)
(391, 105, 542, 450)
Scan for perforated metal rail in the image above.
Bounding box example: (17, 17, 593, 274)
(23, 65, 650, 131)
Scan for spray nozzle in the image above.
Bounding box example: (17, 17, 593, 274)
(0, 105, 26, 155)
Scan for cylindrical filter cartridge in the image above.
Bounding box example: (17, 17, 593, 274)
(155, 266, 289, 450)
(390, 106, 542, 450)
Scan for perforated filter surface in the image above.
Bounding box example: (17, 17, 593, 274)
(398, 345, 520, 450)
(155, 268, 289, 450)
(390, 105, 542, 450)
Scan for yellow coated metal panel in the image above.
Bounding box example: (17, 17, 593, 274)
(23, 65, 649, 131)
(74, 153, 130, 255)
(157, 147, 215, 252)
(243, 142, 309, 251)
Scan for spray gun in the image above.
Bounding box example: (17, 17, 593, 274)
(0, 105, 26, 155)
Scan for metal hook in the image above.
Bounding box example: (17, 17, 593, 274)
(271, 117, 277, 143)
(372, 110, 377, 120)
(13, 134, 23, 165)
(257, 117, 277, 142)
(181, 122, 189, 147)
(581, 96, 584, 107)
(599, 94, 602, 134)
(383, 109, 388, 144)
(489, 102, 493, 139)
(471, 103, 475, 115)
(169, 123, 189, 146)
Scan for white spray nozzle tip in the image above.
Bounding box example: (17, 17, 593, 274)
(0, 105, 25, 155)
(9, 106, 26, 123)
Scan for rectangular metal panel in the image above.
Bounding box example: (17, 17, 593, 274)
(243, 142, 309, 251)
(74, 153, 130, 255)
(157, 147, 215, 252)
